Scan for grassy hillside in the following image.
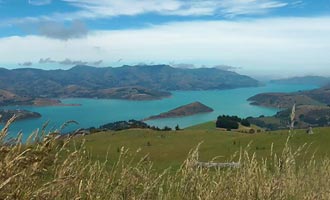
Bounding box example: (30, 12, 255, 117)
(76, 122, 330, 170)
(248, 105, 330, 130)
(2, 119, 330, 199)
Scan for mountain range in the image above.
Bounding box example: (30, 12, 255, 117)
(0, 65, 259, 105)
(271, 76, 330, 87)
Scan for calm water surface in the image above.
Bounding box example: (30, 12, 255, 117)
(1, 83, 318, 140)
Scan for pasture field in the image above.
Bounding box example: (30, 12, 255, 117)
(76, 122, 330, 170)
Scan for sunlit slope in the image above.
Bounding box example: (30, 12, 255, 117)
(77, 122, 330, 170)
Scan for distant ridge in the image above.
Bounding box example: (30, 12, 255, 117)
(271, 76, 330, 87)
(248, 85, 330, 108)
(0, 65, 259, 105)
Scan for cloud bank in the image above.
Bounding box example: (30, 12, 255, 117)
(38, 21, 88, 40)
(18, 61, 33, 66)
(62, 0, 290, 18)
(5, 0, 293, 27)
(1, 16, 330, 76)
(39, 58, 103, 66)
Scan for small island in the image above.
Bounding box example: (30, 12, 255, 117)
(144, 101, 214, 121)
(0, 109, 41, 123)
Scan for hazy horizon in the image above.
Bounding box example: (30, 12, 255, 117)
(0, 63, 329, 80)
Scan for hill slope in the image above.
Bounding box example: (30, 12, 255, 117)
(0, 65, 258, 102)
(248, 105, 330, 130)
(247, 85, 330, 130)
(248, 85, 330, 108)
(75, 124, 330, 170)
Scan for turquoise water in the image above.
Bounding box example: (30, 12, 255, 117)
(1, 83, 318, 140)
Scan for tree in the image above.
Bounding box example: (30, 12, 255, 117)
(241, 119, 251, 127)
(175, 124, 180, 131)
(163, 126, 172, 131)
(216, 116, 239, 130)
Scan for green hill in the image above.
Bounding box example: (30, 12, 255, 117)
(74, 122, 330, 170)
(2, 120, 330, 199)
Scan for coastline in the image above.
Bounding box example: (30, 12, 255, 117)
(1, 83, 318, 140)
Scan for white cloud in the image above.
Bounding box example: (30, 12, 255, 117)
(0, 16, 330, 76)
(28, 0, 52, 6)
(2, 0, 291, 26)
(61, 0, 289, 18)
(217, 0, 288, 17)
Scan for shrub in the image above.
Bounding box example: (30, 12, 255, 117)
(248, 129, 256, 134)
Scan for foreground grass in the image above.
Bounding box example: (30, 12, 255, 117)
(1, 119, 330, 199)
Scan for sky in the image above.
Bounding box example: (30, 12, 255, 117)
(0, 0, 329, 78)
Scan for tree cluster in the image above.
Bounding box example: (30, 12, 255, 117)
(216, 115, 250, 130)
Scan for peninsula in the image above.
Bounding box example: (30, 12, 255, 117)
(248, 85, 330, 108)
(247, 85, 330, 130)
(0, 109, 41, 123)
(0, 89, 80, 107)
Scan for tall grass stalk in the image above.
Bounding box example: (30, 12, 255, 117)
(1, 117, 330, 199)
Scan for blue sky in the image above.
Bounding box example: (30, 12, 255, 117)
(0, 0, 329, 77)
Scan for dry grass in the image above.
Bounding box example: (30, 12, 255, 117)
(1, 117, 330, 199)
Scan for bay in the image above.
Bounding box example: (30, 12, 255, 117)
(1, 83, 318, 140)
